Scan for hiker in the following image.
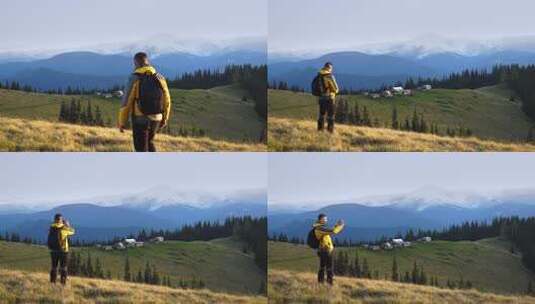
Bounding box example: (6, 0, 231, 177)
(118, 52, 171, 152)
(48, 213, 75, 285)
(312, 213, 344, 285)
(313, 62, 339, 133)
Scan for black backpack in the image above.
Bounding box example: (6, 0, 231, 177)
(136, 73, 163, 115)
(307, 228, 320, 249)
(311, 73, 325, 97)
(47, 226, 61, 251)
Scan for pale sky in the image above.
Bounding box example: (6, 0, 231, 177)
(269, 153, 535, 207)
(0, 153, 267, 205)
(269, 0, 535, 53)
(1, 0, 267, 52)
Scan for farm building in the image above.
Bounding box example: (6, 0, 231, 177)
(382, 90, 393, 98)
(371, 93, 381, 99)
(370, 245, 381, 251)
(103, 246, 113, 251)
(392, 86, 404, 94)
(103, 93, 113, 99)
(114, 242, 126, 250)
(150, 236, 164, 243)
(134, 241, 144, 247)
(124, 238, 136, 247)
(403, 241, 412, 247)
(420, 84, 432, 91)
(391, 238, 404, 247)
(419, 236, 432, 242)
(403, 89, 413, 96)
(113, 90, 124, 98)
(382, 242, 393, 250)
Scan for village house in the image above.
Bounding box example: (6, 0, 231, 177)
(419, 236, 432, 242)
(113, 90, 124, 98)
(150, 236, 164, 243)
(114, 242, 126, 250)
(123, 238, 137, 247)
(391, 238, 404, 247)
(103, 245, 113, 251)
(371, 93, 381, 99)
(403, 89, 413, 96)
(382, 242, 393, 250)
(382, 90, 393, 98)
(392, 86, 404, 94)
(420, 84, 432, 91)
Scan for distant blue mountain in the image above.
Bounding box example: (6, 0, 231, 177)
(268, 50, 535, 90)
(0, 200, 266, 242)
(268, 202, 535, 242)
(0, 50, 266, 90)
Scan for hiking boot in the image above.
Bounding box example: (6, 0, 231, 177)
(317, 118, 325, 131)
(318, 270, 325, 283)
(327, 119, 334, 133)
(50, 269, 57, 283)
(60, 269, 67, 285)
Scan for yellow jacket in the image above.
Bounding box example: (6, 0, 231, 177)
(50, 222, 75, 252)
(118, 66, 171, 127)
(313, 220, 344, 252)
(318, 67, 339, 99)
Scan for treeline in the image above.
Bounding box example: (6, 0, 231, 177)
(132, 216, 267, 272)
(0, 80, 121, 95)
(58, 99, 109, 127)
(409, 217, 535, 274)
(335, 99, 473, 137)
(68, 251, 111, 279)
(408, 65, 535, 123)
(123, 258, 193, 289)
(169, 65, 267, 129)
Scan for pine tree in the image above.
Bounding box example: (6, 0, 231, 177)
(411, 109, 419, 132)
(124, 257, 131, 281)
(106, 270, 112, 279)
(136, 269, 143, 283)
(362, 258, 370, 278)
(144, 261, 152, 284)
(403, 271, 410, 283)
(411, 261, 419, 284)
(95, 257, 104, 278)
(528, 281, 534, 295)
(391, 256, 399, 282)
(391, 107, 399, 130)
(86, 253, 94, 278)
(151, 265, 161, 285)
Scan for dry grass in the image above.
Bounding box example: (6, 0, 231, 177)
(268, 117, 535, 152)
(269, 270, 535, 304)
(0, 116, 265, 152)
(0, 269, 266, 304)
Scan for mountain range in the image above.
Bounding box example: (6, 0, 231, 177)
(269, 187, 535, 242)
(0, 188, 266, 242)
(268, 50, 535, 90)
(0, 49, 266, 90)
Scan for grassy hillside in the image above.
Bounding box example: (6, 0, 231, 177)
(0, 238, 264, 295)
(0, 84, 264, 142)
(269, 270, 535, 304)
(0, 269, 265, 304)
(269, 117, 535, 151)
(0, 116, 263, 151)
(268, 85, 534, 142)
(268, 239, 535, 295)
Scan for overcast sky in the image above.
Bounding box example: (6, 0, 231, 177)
(269, 0, 535, 53)
(269, 153, 535, 208)
(1, 0, 267, 52)
(0, 153, 267, 206)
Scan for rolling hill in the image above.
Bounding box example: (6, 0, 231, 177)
(0, 116, 262, 151)
(269, 117, 535, 152)
(0, 84, 264, 143)
(269, 85, 534, 142)
(0, 237, 264, 295)
(268, 238, 535, 295)
(269, 270, 535, 304)
(0, 268, 265, 304)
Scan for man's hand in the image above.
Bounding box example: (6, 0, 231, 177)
(337, 219, 345, 226)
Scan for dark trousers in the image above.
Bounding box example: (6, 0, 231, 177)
(318, 97, 335, 132)
(132, 118, 160, 152)
(50, 251, 68, 284)
(317, 250, 334, 284)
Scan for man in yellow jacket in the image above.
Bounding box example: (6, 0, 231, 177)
(118, 52, 171, 152)
(48, 213, 75, 285)
(313, 213, 344, 285)
(317, 62, 339, 133)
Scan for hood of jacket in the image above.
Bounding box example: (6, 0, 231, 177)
(319, 67, 332, 75)
(51, 222, 64, 228)
(313, 220, 326, 228)
(134, 65, 157, 75)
